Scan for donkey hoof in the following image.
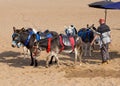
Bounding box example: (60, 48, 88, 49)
(55, 60, 57, 64)
(49, 61, 53, 64)
(56, 65, 60, 68)
(46, 65, 49, 68)
(79, 63, 82, 66)
(30, 63, 34, 66)
(34, 64, 38, 67)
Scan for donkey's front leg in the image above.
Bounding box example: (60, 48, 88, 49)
(84, 43, 87, 56)
(30, 51, 34, 66)
(34, 56, 38, 67)
(74, 48, 78, 65)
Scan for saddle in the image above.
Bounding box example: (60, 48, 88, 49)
(36, 32, 53, 41)
(62, 35, 71, 46)
(78, 28, 94, 43)
(61, 35, 75, 46)
(59, 34, 75, 52)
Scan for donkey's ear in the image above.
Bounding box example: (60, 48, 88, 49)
(21, 27, 25, 31)
(91, 24, 94, 27)
(13, 27, 16, 32)
(87, 24, 89, 28)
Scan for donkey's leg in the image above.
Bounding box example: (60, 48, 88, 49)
(32, 46, 39, 67)
(23, 47, 30, 59)
(79, 50, 83, 65)
(84, 43, 87, 56)
(49, 55, 54, 64)
(30, 50, 34, 66)
(23, 46, 26, 59)
(77, 45, 83, 65)
(27, 49, 30, 58)
(34, 56, 38, 67)
(53, 52, 59, 67)
(74, 48, 78, 64)
(87, 43, 91, 57)
(89, 44, 92, 57)
(83, 43, 87, 57)
(46, 54, 53, 68)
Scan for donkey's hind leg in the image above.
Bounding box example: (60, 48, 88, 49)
(30, 50, 34, 66)
(78, 47, 83, 65)
(49, 56, 54, 64)
(88, 43, 92, 57)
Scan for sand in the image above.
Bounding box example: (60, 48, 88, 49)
(0, 0, 120, 86)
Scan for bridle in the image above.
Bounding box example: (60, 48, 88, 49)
(12, 32, 22, 48)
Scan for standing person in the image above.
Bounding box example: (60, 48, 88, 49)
(91, 18, 111, 64)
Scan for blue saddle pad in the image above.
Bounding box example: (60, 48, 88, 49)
(78, 29, 93, 42)
(36, 33, 53, 41)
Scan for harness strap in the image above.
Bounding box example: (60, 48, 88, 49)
(69, 36, 75, 51)
(46, 38, 52, 53)
(24, 31, 33, 46)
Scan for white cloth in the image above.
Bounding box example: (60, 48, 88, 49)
(97, 31, 111, 48)
(32, 28, 37, 34)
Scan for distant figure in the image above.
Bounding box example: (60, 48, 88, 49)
(91, 18, 111, 64)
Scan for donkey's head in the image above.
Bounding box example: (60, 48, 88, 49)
(11, 27, 25, 48)
(12, 27, 36, 48)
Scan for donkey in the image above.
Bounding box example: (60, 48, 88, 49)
(11, 27, 38, 66)
(78, 24, 94, 57)
(12, 27, 58, 67)
(37, 34, 83, 67)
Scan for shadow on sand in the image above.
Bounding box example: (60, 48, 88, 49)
(0, 51, 46, 68)
(0, 50, 120, 68)
(59, 50, 120, 65)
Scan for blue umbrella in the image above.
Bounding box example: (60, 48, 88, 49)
(102, 2, 120, 9)
(88, 1, 120, 23)
(88, 1, 114, 9)
(88, 1, 114, 23)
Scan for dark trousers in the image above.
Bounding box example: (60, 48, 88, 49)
(100, 43, 110, 62)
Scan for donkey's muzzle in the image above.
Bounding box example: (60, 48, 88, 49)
(11, 41, 17, 48)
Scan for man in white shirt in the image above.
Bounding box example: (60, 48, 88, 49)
(91, 18, 111, 64)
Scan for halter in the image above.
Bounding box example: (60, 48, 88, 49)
(12, 33, 21, 48)
(12, 33, 20, 39)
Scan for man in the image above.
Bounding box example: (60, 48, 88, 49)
(91, 18, 111, 64)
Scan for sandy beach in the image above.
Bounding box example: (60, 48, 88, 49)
(0, 0, 120, 86)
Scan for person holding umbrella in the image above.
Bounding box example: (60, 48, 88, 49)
(91, 18, 111, 64)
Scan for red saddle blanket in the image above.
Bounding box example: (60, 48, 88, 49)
(59, 35, 75, 52)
